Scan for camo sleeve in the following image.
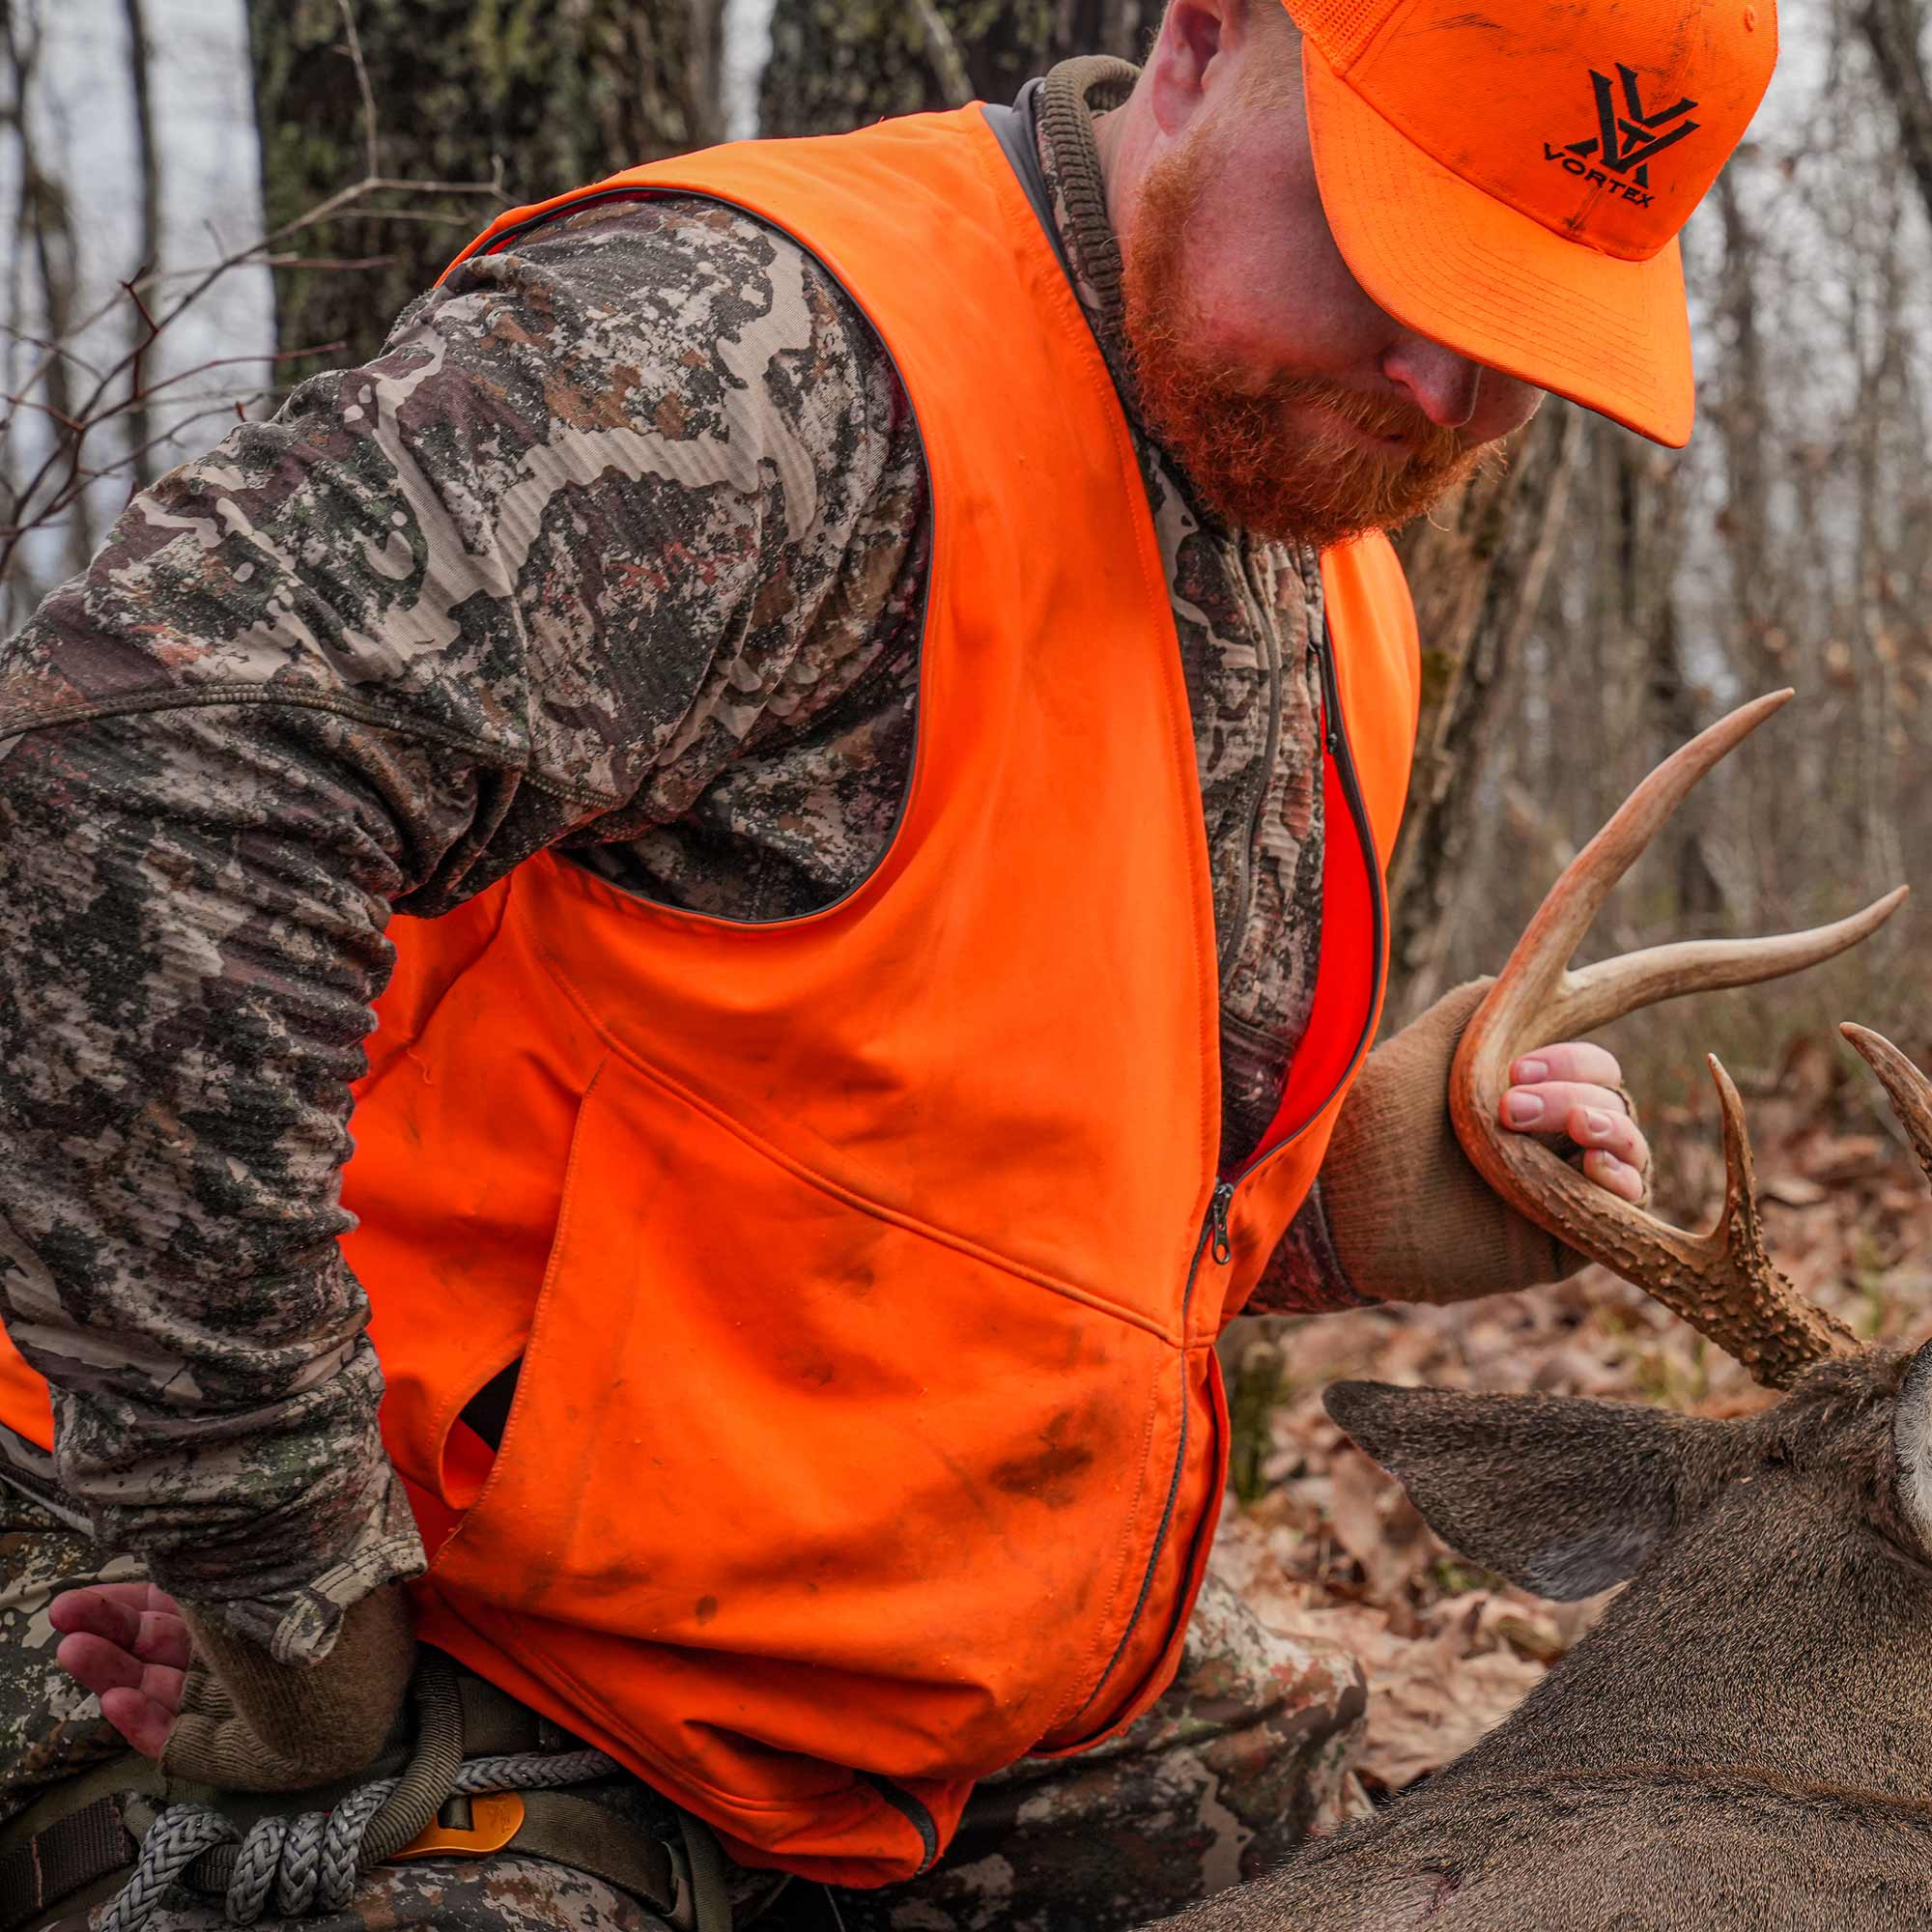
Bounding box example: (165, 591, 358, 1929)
(0, 195, 925, 1662)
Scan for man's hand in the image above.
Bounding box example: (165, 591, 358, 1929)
(54, 1579, 413, 1789)
(1319, 981, 1648, 1305)
(1503, 1041, 1650, 1204)
(50, 1581, 188, 1760)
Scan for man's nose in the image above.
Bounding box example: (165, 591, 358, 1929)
(1380, 336, 1483, 431)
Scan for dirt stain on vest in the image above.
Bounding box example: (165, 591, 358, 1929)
(990, 1411, 1094, 1508)
(696, 1594, 720, 1627)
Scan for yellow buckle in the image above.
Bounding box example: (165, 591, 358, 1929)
(392, 1791, 527, 1860)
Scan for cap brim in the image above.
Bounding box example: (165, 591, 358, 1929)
(1301, 43, 1695, 447)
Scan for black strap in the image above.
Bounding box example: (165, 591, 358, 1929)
(0, 1796, 135, 1932)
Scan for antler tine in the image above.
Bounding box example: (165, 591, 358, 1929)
(1705, 1053, 1858, 1382)
(1479, 689, 1802, 1028)
(1449, 693, 1903, 1388)
(1841, 1024, 1932, 1189)
(1549, 895, 1910, 1041)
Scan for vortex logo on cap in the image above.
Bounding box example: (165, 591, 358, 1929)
(1544, 67, 1701, 209)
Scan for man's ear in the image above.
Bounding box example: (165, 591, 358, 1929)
(1147, 0, 1228, 134)
(1323, 1381, 1716, 1601)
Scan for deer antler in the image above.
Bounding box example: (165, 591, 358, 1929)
(1449, 691, 1908, 1389)
(1841, 1025, 1932, 1190)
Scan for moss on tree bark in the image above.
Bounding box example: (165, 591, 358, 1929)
(759, 1, 1158, 137)
(245, 0, 724, 376)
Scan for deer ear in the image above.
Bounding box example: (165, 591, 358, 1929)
(1323, 1381, 1702, 1602)
(1890, 1338, 1932, 1554)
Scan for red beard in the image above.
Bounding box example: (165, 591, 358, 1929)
(1121, 133, 1497, 549)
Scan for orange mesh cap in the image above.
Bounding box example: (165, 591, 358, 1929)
(1283, 0, 1777, 445)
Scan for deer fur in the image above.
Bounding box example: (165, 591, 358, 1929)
(1155, 1347, 1932, 1931)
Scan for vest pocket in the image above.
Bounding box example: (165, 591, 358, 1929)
(423, 1046, 1187, 1794)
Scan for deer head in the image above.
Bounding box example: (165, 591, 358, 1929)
(1296, 1336, 1932, 1930)
(1333, 994, 1932, 1640)
(1330, 693, 1932, 1820)
(1258, 1031, 1932, 1930)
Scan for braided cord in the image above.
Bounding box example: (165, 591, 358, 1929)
(99, 1747, 624, 1931)
(98, 1808, 235, 1932)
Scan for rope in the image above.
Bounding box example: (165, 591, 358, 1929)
(98, 1747, 624, 1931)
(96, 1809, 234, 1932)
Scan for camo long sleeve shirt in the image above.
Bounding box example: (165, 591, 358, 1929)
(0, 58, 1357, 1663)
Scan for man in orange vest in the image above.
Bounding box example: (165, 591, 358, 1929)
(0, 0, 1762, 1928)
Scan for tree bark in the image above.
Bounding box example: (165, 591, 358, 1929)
(1383, 404, 1582, 1021)
(1632, 450, 1724, 928)
(1862, 0, 1932, 231)
(244, 0, 726, 376)
(1708, 167, 1789, 919)
(760, 1, 1160, 137)
(0, 0, 91, 583)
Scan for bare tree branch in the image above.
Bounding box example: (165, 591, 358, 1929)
(335, 0, 384, 183)
(120, 0, 162, 491)
(0, 154, 506, 588)
(908, 0, 976, 107)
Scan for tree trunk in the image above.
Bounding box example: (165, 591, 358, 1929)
(244, 0, 726, 376)
(760, 1, 1160, 137)
(0, 0, 92, 585)
(1383, 404, 1582, 1021)
(1635, 461, 1725, 928)
(1709, 167, 1786, 921)
(1862, 0, 1932, 231)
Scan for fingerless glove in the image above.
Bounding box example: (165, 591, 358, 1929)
(161, 1585, 414, 1792)
(1321, 980, 1587, 1305)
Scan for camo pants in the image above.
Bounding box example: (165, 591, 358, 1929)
(0, 1492, 1366, 1932)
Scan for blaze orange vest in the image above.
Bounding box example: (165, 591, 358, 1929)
(0, 107, 1419, 1886)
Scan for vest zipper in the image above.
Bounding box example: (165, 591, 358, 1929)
(1062, 604, 1388, 1749)
(1315, 631, 1342, 757)
(1208, 1179, 1235, 1264)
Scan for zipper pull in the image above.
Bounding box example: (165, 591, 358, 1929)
(1208, 1181, 1235, 1265)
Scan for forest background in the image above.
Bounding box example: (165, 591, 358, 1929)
(6, 0, 1932, 1804)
